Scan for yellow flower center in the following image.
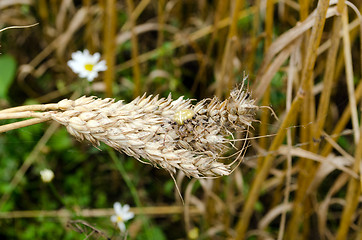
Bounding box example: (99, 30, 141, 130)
(84, 63, 94, 71)
(116, 215, 123, 222)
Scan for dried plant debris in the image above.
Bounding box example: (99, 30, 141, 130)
(49, 84, 257, 178)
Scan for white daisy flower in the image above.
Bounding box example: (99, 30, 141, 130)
(40, 169, 54, 183)
(67, 49, 107, 82)
(110, 202, 134, 232)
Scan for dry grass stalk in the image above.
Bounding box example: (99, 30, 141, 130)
(0, 83, 257, 178)
(0, 205, 201, 219)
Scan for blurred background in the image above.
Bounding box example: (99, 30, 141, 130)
(0, 0, 361, 239)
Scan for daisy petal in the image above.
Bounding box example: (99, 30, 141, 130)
(124, 212, 134, 221)
(117, 222, 126, 232)
(87, 72, 97, 82)
(114, 202, 122, 214)
(122, 204, 130, 212)
(83, 49, 90, 57)
(94, 60, 107, 71)
(92, 52, 101, 62)
(71, 51, 84, 61)
(110, 215, 117, 223)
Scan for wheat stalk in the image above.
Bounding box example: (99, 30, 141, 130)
(0, 83, 258, 178)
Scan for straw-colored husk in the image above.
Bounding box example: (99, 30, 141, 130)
(47, 84, 257, 178)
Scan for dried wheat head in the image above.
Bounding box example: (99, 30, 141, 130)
(50, 83, 257, 178)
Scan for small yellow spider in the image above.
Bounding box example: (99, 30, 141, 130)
(173, 109, 195, 125)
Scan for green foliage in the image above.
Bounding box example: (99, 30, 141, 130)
(254, 201, 264, 213)
(270, 71, 286, 108)
(0, 54, 17, 99)
(47, 128, 72, 152)
(337, 136, 354, 154)
(136, 226, 167, 240)
(1, 218, 81, 240)
(151, 42, 175, 60)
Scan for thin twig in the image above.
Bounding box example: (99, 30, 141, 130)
(0, 23, 39, 33)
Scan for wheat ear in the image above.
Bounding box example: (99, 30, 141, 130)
(0, 84, 258, 178)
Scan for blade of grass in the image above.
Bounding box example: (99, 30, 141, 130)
(246, 0, 261, 74)
(126, 0, 142, 98)
(117, 7, 257, 71)
(284, 0, 333, 236)
(277, 38, 299, 240)
(103, 0, 117, 97)
(156, 0, 165, 69)
(341, 5, 359, 144)
(216, 0, 244, 98)
(253, 6, 339, 99)
(321, 78, 362, 157)
(235, 90, 301, 238)
(235, 0, 331, 238)
(330, 2, 361, 116)
(299, 0, 310, 20)
(193, 0, 228, 95)
(254, 39, 298, 101)
(313, 4, 343, 148)
(121, 0, 151, 31)
(0, 205, 200, 218)
(336, 121, 362, 239)
(257, 0, 274, 170)
(294, 0, 317, 233)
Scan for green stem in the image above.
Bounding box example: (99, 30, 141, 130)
(108, 148, 153, 240)
(48, 183, 68, 209)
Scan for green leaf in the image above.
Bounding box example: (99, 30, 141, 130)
(0, 54, 17, 99)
